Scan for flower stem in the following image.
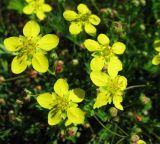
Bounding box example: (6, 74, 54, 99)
(94, 115, 127, 138)
(126, 84, 146, 90)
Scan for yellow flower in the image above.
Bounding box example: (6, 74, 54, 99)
(37, 78, 85, 126)
(23, 0, 52, 20)
(137, 140, 146, 144)
(90, 71, 127, 110)
(152, 39, 160, 65)
(84, 33, 126, 78)
(4, 20, 59, 74)
(63, 3, 101, 36)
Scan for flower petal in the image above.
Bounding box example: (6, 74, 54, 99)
(23, 4, 34, 14)
(77, 3, 90, 14)
(69, 22, 82, 35)
(38, 34, 59, 51)
(48, 110, 62, 125)
(108, 57, 122, 78)
(112, 42, 126, 55)
(152, 55, 160, 65)
(94, 92, 108, 109)
(54, 78, 69, 97)
(26, 0, 34, 2)
(36, 10, 46, 20)
(113, 95, 123, 110)
(42, 4, 52, 12)
(32, 53, 49, 73)
(90, 71, 109, 86)
(68, 88, 85, 103)
(117, 76, 127, 90)
(154, 39, 160, 52)
(37, 93, 56, 109)
(23, 20, 40, 38)
(89, 14, 101, 25)
(84, 23, 96, 36)
(11, 56, 27, 74)
(84, 39, 101, 52)
(63, 10, 78, 21)
(4, 37, 20, 51)
(67, 107, 85, 124)
(65, 119, 72, 126)
(97, 34, 110, 45)
(137, 140, 146, 144)
(90, 56, 105, 71)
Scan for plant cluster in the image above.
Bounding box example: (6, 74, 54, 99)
(0, 0, 160, 143)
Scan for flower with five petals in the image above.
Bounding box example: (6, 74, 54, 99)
(84, 33, 126, 78)
(23, 0, 52, 20)
(37, 78, 85, 126)
(63, 3, 101, 36)
(4, 20, 59, 74)
(90, 71, 127, 110)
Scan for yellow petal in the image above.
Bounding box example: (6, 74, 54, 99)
(152, 55, 160, 65)
(117, 76, 127, 90)
(112, 42, 126, 55)
(42, 4, 52, 12)
(108, 57, 122, 78)
(69, 22, 82, 35)
(36, 10, 46, 20)
(4, 37, 20, 51)
(94, 92, 108, 109)
(77, 3, 90, 14)
(54, 78, 69, 97)
(68, 88, 85, 103)
(113, 95, 123, 110)
(137, 140, 146, 144)
(90, 71, 109, 86)
(65, 119, 72, 126)
(11, 56, 27, 74)
(89, 14, 101, 25)
(84, 39, 101, 52)
(37, 93, 56, 109)
(97, 34, 110, 45)
(23, 5, 34, 14)
(32, 53, 49, 73)
(48, 110, 62, 125)
(63, 10, 78, 21)
(38, 34, 59, 51)
(154, 39, 160, 52)
(84, 23, 96, 36)
(23, 20, 40, 38)
(90, 57, 105, 71)
(26, 0, 34, 2)
(67, 107, 85, 124)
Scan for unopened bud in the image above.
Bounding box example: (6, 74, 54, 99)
(109, 107, 118, 117)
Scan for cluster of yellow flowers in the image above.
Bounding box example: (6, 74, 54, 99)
(84, 34, 127, 110)
(4, 1, 128, 126)
(152, 39, 160, 65)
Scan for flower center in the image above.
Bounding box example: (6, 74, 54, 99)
(31, 0, 44, 12)
(56, 96, 69, 112)
(75, 13, 91, 23)
(17, 36, 40, 59)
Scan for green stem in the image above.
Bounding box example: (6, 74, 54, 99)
(3, 75, 26, 82)
(126, 85, 146, 90)
(94, 115, 126, 138)
(116, 137, 125, 144)
(114, 123, 129, 136)
(90, 0, 99, 12)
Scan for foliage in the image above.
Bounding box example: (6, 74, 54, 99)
(0, 0, 160, 144)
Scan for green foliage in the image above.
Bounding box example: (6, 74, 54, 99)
(0, 0, 160, 144)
